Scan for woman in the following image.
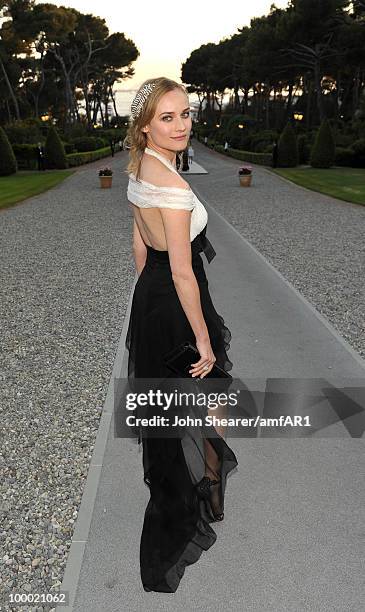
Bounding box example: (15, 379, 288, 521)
(124, 77, 238, 593)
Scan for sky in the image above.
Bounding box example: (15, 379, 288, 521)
(36, 0, 290, 91)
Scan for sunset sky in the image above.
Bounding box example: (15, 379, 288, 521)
(36, 0, 289, 90)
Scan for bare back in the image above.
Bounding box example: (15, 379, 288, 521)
(130, 152, 190, 251)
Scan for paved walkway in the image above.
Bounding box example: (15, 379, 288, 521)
(56, 145, 365, 612)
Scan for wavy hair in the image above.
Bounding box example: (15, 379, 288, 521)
(123, 77, 188, 182)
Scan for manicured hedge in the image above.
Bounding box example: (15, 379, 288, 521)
(12, 144, 115, 169)
(214, 144, 272, 166)
(71, 136, 107, 152)
(66, 146, 112, 167)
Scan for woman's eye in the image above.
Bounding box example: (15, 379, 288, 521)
(162, 112, 190, 121)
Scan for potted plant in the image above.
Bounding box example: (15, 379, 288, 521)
(98, 167, 113, 188)
(238, 165, 252, 187)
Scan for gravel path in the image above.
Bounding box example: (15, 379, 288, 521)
(189, 141, 365, 359)
(1, 154, 135, 611)
(1, 146, 364, 611)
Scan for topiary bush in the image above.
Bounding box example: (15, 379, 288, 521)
(277, 122, 298, 167)
(310, 118, 336, 168)
(250, 130, 278, 153)
(334, 147, 355, 167)
(0, 126, 17, 176)
(3, 118, 43, 144)
(71, 136, 106, 152)
(297, 134, 311, 164)
(12, 144, 38, 170)
(66, 146, 112, 167)
(335, 132, 355, 148)
(44, 126, 68, 169)
(215, 144, 272, 166)
(351, 138, 365, 168)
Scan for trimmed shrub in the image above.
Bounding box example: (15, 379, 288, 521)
(334, 147, 355, 167)
(12, 144, 38, 170)
(277, 122, 298, 167)
(93, 128, 124, 144)
(297, 134, 311, 164)
(335, 132, 355, 148)
(71, 136, 106, 152)
(351, 138, 365, 168)
(310, 118, 335, 168)
(66, 146, 112, 167)
(4, 118, 43, 144)
(45, 126, 68, 169)
(250, 130, 278, 153)
(0, 126, 17, 176)
(63, 143, 76, 155)
(215, 144, 272, 166)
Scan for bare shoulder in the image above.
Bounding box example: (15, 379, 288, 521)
(140, 154, 190, 190)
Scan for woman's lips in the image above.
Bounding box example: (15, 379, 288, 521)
(171, 135, 186, 140)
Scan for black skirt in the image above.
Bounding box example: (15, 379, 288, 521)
(125, 224, 238, 593)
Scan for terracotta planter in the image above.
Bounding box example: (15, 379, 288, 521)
(99, 175, 112, 188)
(239, 174, 252, 187)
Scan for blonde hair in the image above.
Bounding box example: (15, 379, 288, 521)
(123, 77, 188, 182)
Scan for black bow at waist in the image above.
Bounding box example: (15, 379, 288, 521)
(194, 225, 216, 263)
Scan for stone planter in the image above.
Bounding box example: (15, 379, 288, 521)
(99, 176, 112, 188)
(239, 174, 252, 187)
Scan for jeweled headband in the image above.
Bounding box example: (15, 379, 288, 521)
(130, 82, 157, 120)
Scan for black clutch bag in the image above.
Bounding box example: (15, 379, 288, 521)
(163, 341, 232, 379)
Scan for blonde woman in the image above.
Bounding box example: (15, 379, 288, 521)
(124, 77, 237, 593)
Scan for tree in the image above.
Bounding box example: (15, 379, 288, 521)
(278, 0, 350, 123)
(0, 0, 35, 120)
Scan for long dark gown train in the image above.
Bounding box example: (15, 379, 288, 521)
(125, 224, 238, 593)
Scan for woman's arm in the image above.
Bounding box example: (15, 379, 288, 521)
(133, 218, 147, 276)
(159, 207, 216, 376)
(159, 208, 209, 341)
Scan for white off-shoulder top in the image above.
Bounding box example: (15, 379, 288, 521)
(127, 147, 208, 241)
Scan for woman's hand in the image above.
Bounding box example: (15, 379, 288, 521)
(189, 336, 216, 378)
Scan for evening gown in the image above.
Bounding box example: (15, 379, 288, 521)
(125, 147, 238, 593)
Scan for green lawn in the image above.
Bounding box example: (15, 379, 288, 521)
(0, 170, 75, 209)
(270, 166, 365, 206)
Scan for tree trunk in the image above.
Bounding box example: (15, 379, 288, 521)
(234, 83, 240, 111)
(285, 81, 294, 124)
(82, 84, 92, 127)
(242, 88, 249, 114)
(265, 84, 270, 129)
(352, 65, 361, 116)
(313, 51, 325, 122)
(0, 58, 20, 120)
(333, 70, 341, 128)
(305, 77, 313, 132)
(110, 86, 120, 121)
(6, 98, 11, 122)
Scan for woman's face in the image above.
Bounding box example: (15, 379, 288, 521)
(142, 88, 191, 153)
